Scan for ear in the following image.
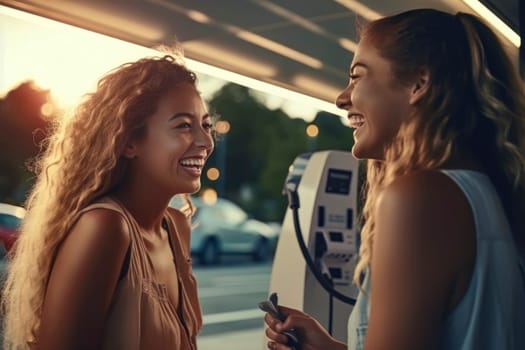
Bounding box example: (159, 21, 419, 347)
(122, 141, 138, 159)
(409, 68, 430, 105)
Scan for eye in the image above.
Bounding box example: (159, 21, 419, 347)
(175, 122, 192, 129)
(349, 74, 360, 82)
(200, 120, 214, 135)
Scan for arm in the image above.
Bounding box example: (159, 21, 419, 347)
(365, 171, 475, 350)
(37, 208, 130, 350)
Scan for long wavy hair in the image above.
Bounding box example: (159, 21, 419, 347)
(1, 54, 200, 349)
(354, 9, 525, 285)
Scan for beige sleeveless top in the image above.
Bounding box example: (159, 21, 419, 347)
(77, 198, 202, 350)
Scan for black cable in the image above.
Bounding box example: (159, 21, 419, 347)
(288, 189, 356, 305)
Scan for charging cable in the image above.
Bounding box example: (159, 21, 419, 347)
(285, 187, 356, 307)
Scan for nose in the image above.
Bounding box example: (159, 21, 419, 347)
(335, 84, 352, 111)
(193, 126, 214, 153)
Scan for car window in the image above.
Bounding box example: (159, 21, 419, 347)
(0, 214, 21, 229)
(220, 201, 247, 225)
(193, 200, 247, 227)
(195, 205, 223, 223)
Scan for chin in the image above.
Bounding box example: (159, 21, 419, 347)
(174, 182, 201, 195)
(352, 142, 385, 161)
(188, 182, 202, 194)
(351, 144, 367, 160)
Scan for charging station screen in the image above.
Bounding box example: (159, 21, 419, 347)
(329, 231, 344, 242)
(325, 169, 352, 195)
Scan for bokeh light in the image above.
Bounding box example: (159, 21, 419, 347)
(215, 120, 231, 134)
(306, 123, 319, 138)
(201, 188, 218, 205)
(206, 167, 220, 181)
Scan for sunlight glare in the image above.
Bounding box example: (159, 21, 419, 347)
(0, 5, 158, 108)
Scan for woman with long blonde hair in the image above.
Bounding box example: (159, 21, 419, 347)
(264, 8, 525, 350)
(2, 54, 214, 349)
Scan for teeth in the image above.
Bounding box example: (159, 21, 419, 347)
(180, 158, 204, 167)
(348, 114, 365, 128)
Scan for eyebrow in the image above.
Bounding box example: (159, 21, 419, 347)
(169, 112, 210, 121)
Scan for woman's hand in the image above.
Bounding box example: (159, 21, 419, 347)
(264, 305, 346, 350)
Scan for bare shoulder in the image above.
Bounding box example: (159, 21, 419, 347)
(376, 168, 474, 251)
(55, 207, 131, 277)
(71, 207, 131, 248)
(377, 170, 466, 214)
(375, 169, 475, 261)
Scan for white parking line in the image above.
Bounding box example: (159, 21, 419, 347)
(197, 327, 266, 350)
(202, 308, 264, 325)
(211, 274, 270, 284)
(198, 285, 269, 298)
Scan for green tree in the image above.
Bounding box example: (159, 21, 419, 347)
(0, 81, 55, 205)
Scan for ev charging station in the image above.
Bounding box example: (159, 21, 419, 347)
(268, 150, 361, 343)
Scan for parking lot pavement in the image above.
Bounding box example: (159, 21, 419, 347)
(197, 327, 266, 350)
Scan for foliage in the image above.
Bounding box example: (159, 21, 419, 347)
(0, 82, 55, 205)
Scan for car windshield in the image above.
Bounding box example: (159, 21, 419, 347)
(193, 199, 247, 226)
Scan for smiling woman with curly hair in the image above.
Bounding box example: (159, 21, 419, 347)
(2, 54, 215, 350)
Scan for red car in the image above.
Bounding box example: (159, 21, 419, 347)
(0, 202, 26, 258)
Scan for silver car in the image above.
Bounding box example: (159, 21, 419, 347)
(173, 197, 279, 265)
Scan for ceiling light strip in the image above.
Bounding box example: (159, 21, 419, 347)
(254, 0, 325, 34)
(334, 0, 381, 21)
(462, 0, 520, 47)
(186, 57, 344, 117)
(236, 30, 323, 69)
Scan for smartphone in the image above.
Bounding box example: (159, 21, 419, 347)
(259, 292, 300, 349)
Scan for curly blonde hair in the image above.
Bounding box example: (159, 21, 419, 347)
(1, 54, 200, 349)
(354, 9, 525, 286)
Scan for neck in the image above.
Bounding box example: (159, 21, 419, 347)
(440, 150, 485, 173)
(111, 182, 171, 232)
